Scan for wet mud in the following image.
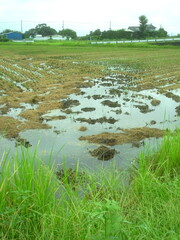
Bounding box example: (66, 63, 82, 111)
(61, 99, 80, 109)
(151, 99, 161, 106)
(81, 107, 96, 112)
(15, 137, 32, 148)
(76, 117, 117, 125)
(92, 94, 105, 100)
(134, 104, 154, 113)
(79, 126, 88, 131)
(176, 105, 180, 116)
(90, 146, 116, 161)
(101, 100, 121, 108)
(164, 92, 180, 102)
(131, 141, 145, 148)
(42, 115, 66, 121)
(79, 127, 165, 146)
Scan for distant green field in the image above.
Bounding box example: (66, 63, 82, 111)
(0, 39, 178, 54)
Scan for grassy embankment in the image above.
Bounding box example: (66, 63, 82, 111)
(0, 130, 180, 240)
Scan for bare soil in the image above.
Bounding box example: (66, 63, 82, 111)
(76, 117, 117, 125)
(79, 127, 165, 146)
(79, 126, 88, 131)
(90, 146, 116, 160)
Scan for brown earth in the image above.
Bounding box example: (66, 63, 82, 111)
(79, 127, 165, 146)
(134, 104, 154, 113)
(176, 105, 180, 116)
(0, 117, 21, 138)
(76, 117, 117, 125)
(79, 126, 88, 131)
(151, 99, 161, 106)
(90, 146, 116, 160)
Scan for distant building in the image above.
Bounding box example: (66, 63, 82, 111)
(33, 35, 49, 41)
(146, 24, 156, 31)
(33, 34, 67, 41)
(128, 26, 140, 32)
(3, 32, 23, 40)
(128, 24, 156, 32)
(51, 35, 67, 40)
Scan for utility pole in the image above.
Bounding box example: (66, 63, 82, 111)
(21, 20, 23, 33)
(61, 20, 65, 37)
(109, 21, 111, 30)
(62, 20, 64, 30)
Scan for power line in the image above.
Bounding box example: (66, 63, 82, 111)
(0, 19, 117, 25)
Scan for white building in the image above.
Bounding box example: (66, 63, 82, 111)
(33, 34, 67, 41)
(51, 35, 67, 40)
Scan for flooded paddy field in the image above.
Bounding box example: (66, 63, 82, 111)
(0, 43, 180, 169)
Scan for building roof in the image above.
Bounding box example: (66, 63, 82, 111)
(128, 26, 140, 32)
(146, 24, 156, 31)
(4, 32, 22, 35)
(128, 24, 156, 32)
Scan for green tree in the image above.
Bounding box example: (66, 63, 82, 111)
(35, 23, 57, 36)
(24, 24, 57, 38)
(139, 15, 148, 38)
(1, 29, 14, 33)
(24, 28, 36, 38)
(101, 30, 115, 39)
(0, 35, 9, 42)
(59, 28, 77, 39)
(156, 27, 168, 38)
(89, 29, 102, 40)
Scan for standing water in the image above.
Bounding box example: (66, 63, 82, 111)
(0, 74, 180, 170)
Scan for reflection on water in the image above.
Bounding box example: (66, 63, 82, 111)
(0, 75, 180, 170)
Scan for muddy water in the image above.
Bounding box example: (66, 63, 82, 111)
(1, 74, 180, 170)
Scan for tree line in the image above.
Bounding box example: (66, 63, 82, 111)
(24, 23, 77, 39)
(0, 24, 77, 40)
(84, 15, 168, 40)
(86, 26, 167, 41)
(0, 15, 170, 41)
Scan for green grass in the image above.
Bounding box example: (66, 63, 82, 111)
(0, 40, 178, 55)
(0, 130, 180, 240)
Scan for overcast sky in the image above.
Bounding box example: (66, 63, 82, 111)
(0, 0, 179, 36)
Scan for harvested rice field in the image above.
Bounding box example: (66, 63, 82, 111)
(0, 42, 179, 168)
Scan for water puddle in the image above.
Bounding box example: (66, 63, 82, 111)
(0, 103, 39, 120)
(0, 74, 179, 170)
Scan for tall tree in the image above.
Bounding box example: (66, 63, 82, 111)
(35, 23, 57, 36)
(139, 15, 148, 38)
(156, 27, 168, 38)
(1, 29, 14, 33)
(89, 29, 102, 40)
(24, 28, 36, 38)
(59, 29, 77, 40)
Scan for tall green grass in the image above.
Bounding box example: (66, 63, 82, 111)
(127, 130, 180, 239)
(0, 130, 180, 239)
